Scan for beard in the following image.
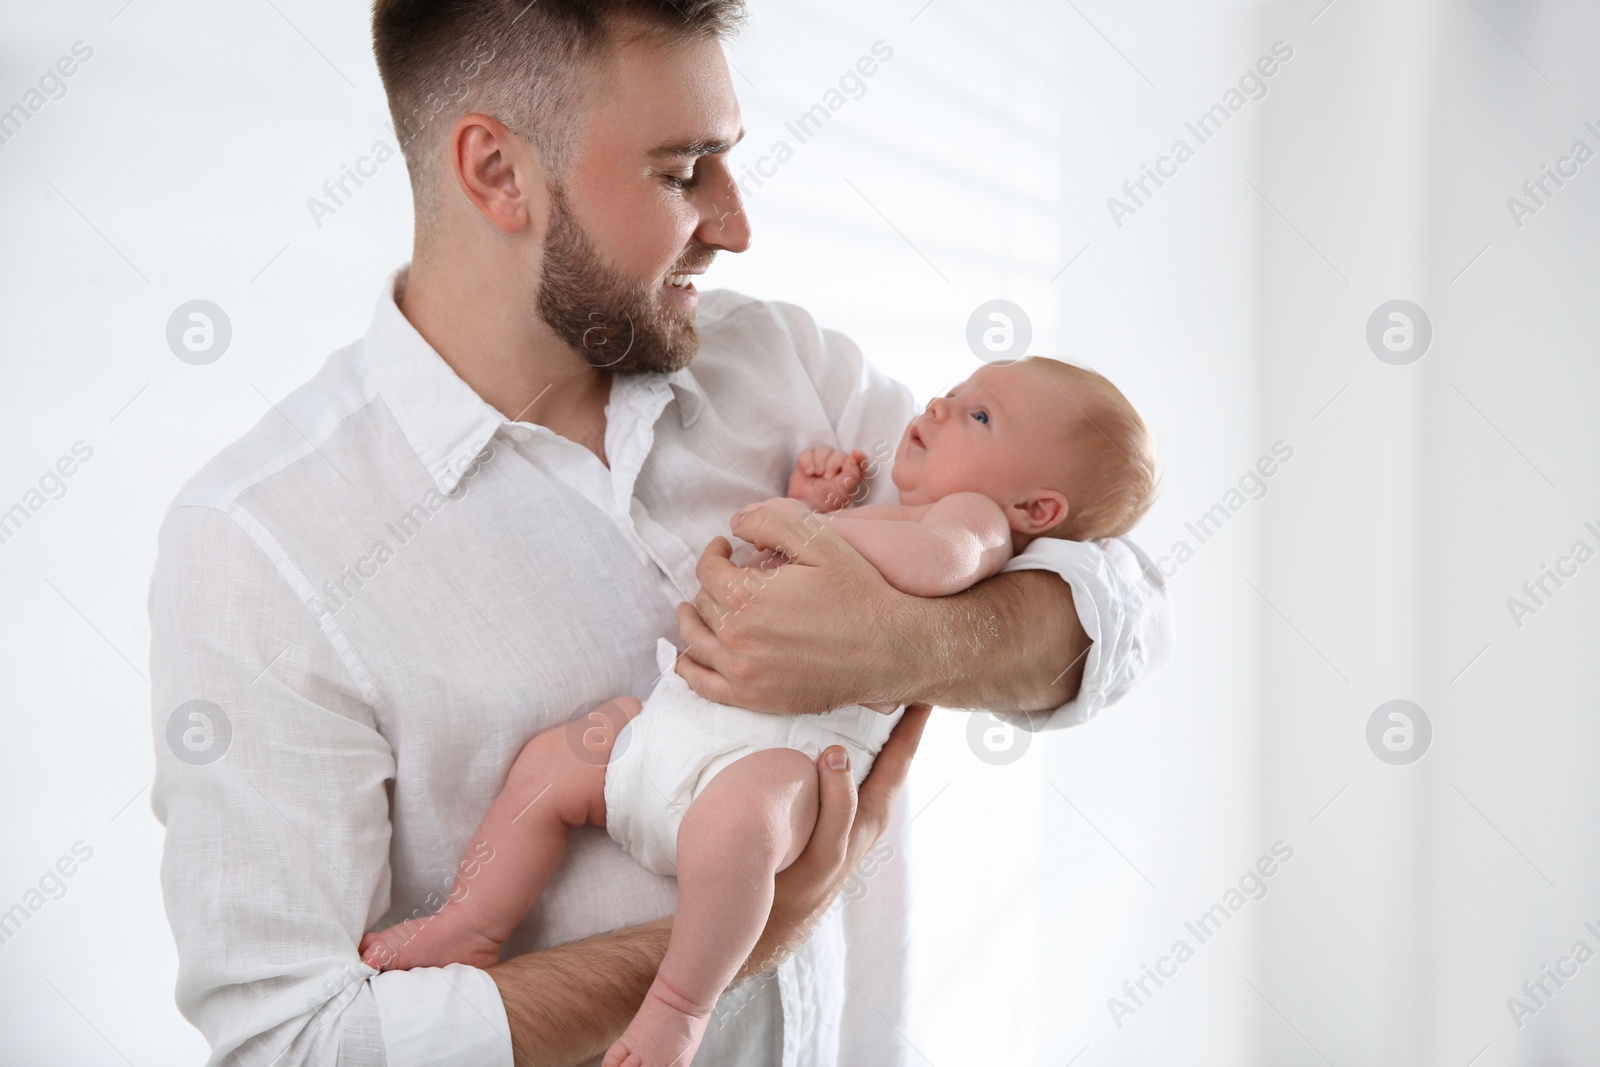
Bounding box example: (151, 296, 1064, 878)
(535, 183, 709, 375)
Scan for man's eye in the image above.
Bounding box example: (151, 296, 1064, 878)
(971, 410, 989, 425)
(663, 170, 699, 190)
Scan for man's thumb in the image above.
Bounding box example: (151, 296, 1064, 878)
(812, 746, 858, 866)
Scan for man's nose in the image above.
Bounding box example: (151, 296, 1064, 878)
(695, 164, 752, 253)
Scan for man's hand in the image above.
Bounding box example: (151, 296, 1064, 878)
(675, 499, 1088, 715)
(676, 501, 915, 713)
(742, 704, 931, 979)
(788, 446, 868, 513)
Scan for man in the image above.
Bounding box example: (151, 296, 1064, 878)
(149, 1, 1170, 1064)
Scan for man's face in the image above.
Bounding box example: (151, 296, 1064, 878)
(537, 31, 750, 375)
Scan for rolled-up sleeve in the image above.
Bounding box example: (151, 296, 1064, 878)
(148, 503, 512, 1067)
(995, 534, 1174, 731)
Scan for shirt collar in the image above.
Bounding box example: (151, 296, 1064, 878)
(366, 266, 709, 494)
(663, 366, 707, 428)
(365, 266, 507, 496)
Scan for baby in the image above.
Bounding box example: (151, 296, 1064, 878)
(359, 356, 1158, 1067)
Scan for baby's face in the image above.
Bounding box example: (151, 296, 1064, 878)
(891, 362, 1078, 526)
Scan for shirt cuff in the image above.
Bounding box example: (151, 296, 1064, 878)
(993, 535, 1173, 732)
(369, 963, 513, 1067)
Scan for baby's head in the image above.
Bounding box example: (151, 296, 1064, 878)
(890, 357, 1157, 545)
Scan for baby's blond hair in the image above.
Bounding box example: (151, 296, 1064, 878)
(1022, 357, 1158, 542)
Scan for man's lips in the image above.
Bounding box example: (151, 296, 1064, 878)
(660, 271, 701, 306)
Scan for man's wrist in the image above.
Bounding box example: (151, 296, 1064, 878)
(884, 570, 1085, 713)
(488, 917, 672, 1067)
(873, 586, 949, 707)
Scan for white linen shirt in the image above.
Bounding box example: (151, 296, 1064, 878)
(148, 267, 1172, 1067)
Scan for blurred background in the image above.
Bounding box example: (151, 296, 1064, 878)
(3, 0, 1598, 1063)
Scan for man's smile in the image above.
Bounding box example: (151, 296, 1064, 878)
(662, 270, 700, 306)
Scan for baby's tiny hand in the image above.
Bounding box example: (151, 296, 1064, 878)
(788, 446, 868, 513)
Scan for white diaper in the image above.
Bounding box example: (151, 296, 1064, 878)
(604, 638, 905, 877)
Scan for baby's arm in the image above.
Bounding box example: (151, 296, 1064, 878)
(805, 493, 1013, 598)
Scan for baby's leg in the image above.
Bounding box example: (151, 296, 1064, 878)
(360, 697, 641, 971)
(604, 747, 819, 1067)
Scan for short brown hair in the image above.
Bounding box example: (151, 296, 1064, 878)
(371, 0, 747, 229)
(1024, 357, 1159, 542)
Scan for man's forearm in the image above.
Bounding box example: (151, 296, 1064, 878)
(488, 918, 672, 1067)
(679, 507, 1091, 716)
(893, 569, 1087, 714)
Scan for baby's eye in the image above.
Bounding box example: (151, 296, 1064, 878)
(971, 410, 990, 425)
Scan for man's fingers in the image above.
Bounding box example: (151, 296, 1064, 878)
(676, 599, 716, 652)
(693, 535, 743, 593)
(857, 704, 931, 818)
(673, 602, 753, 707)
(805, 745, 859, 873)
(698, 534, 734, 565)
(696, 536, 781, 620)
(732, 501, 848, 567)
(672, 643, 740, 705)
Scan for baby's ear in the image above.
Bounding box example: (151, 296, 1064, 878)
(1009, 490, 1068, 535)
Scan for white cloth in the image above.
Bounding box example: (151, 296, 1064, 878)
(605, 638, 905, 876)
(148, 266, 1173, 1067)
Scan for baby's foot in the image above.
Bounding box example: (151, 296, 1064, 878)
(359, 904, 503, 971)
(601, 975, 714, 1067)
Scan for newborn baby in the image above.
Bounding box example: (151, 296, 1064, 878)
(359, 356, 1158, 1067)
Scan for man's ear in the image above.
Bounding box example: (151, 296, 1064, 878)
(449, 113, 547, 236)
(1008, 489, 1068, 535)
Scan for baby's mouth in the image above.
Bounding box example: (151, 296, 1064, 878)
(909, 424, 925, 448)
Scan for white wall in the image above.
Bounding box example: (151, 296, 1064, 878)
(1419, 0, 1600, 1061)
(1256, 2, 1600, 1065)
(2, 1, 1595, 1065)
(1255, 0, 1442, 1061)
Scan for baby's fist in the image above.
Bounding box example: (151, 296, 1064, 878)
(788, 446, 868, 512)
